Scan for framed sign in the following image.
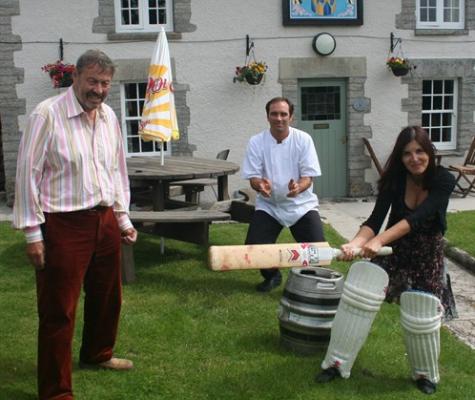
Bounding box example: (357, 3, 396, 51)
(283, 0, 363, 26)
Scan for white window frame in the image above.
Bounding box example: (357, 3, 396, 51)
(114, 0, 173, 33)
(421, 79, 458, 151)
(416, 0, 464, 29)
(120, 82, 170, 157)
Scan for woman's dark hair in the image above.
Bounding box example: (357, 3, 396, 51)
(378, 126, 436, 192)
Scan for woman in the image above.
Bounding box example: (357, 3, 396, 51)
(342, 126, 456, 314)
(339, 126, 457, 394)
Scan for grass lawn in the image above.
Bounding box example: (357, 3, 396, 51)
(0, 221, 474, 400)
(446, 210, 475, 258)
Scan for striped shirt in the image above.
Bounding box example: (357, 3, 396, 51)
(13, 86, 133, 242)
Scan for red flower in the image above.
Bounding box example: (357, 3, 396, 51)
(42, 60, 76, 88)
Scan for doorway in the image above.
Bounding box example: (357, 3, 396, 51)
(296, 79, 347, 198)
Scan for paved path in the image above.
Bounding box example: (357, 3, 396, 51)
(319, 196, 475, 350)
(2, 197, 474, 349)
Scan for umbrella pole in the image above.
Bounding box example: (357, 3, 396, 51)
(161, 141, 164, 166)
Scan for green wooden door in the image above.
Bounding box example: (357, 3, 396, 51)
(297, 79, 347, 198)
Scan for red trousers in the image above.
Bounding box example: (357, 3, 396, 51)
(36, 207, 122, 400)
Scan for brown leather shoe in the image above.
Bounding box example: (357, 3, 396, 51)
(80, 357, 134, 371)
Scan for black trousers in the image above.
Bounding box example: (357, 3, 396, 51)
(245, 209, 325, 280)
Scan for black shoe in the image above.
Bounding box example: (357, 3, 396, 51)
(416, 378, 436, 395)
(315, 367, 341, 383)
(256, 276, 282, 292)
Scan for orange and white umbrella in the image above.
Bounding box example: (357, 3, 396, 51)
(139, 27, 179, 164)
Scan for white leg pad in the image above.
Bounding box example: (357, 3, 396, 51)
(321, 261, 389, 378)
(400, 291, 443, 384)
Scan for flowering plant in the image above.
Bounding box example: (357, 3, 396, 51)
(233, 61, 268, 85)
(386, 56, 410, 70)
(42, 60, 75, 88)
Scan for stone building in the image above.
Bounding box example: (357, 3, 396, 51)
(1, 0, 474, 204)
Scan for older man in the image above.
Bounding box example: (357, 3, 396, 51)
(242, 97, 325, 292)
(13, 49, 137, 400)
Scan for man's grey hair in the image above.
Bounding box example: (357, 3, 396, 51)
(75, 49, 116, 75)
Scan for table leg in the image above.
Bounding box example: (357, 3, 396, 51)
(151, 181, 166, 211)
(217, 176, 230, 201)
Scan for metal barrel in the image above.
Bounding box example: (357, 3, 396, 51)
(278, 267, 344, 355)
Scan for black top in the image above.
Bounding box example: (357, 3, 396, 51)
(363, 166, 456, 235)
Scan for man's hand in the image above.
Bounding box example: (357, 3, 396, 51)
(287, 177, 312, 197)
(287, 179, 300, 197)
(26, 241, 45, 270)
(121, 227, 138, 245)
(251, 177, 272, 198)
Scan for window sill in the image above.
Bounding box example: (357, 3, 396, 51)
(107, 32, 182, 41)
(415, 29, 468, 36)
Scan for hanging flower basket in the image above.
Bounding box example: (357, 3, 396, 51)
(386, 57, 411, 77)
(42, 60, 76, 88)
(233, 61, 267, 85)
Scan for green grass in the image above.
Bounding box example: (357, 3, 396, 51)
(0, 221, 474, 400)
(446, 210, 475, 257)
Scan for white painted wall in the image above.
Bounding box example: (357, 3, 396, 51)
(11, 0, 475, 198)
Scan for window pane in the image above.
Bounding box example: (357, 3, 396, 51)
(431, 128, 441, 142)
(150, 10, 157, 24)
(444, 80, 454, 93)
(432, 113, 441, 127)
(444, 96, 453, 109)
(442, 127, 451, 141)
(122, 11, 130, 25)
(421, 0, 427, 6)
(131, 0, 138, 7)
(125, 101, 138, 117)
(429, 8, 436, 21)
(433, 96, 443, 110)
(121, 0, 129, 7)
(149, 0, 157, 6)
(124, 83, 136, 98)
(433, 80, 443, 94)
(159, 9, 166, 24)
(442, 113, 452, 126)
(429, 0, 436, 6)
(159, 0, 166, 6)
(131, 9, 139, 24)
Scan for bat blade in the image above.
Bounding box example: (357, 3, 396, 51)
(208, 243, 393, 271)
(209, 242, 334, 271)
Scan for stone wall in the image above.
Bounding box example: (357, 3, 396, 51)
(0, 0, 26, 204)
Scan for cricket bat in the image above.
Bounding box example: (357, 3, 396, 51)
(208, 242, 392, 271)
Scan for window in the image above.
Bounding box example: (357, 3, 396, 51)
(120, 82, 169, 156)
(416, 0, 464, 29)
(301, 86, 341, 121)
(421, 80, 457, 150)
(114, 0, 173, 32)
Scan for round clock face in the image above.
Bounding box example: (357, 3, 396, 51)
(312, 33, 336, 56)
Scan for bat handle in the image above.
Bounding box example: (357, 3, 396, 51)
(333, 246, 393, 259)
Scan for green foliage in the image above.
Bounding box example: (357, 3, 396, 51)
(446, 211, 475, 257)
(0, 222, 474, 399)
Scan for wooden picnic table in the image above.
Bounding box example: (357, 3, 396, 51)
(127, 156, 240, 211)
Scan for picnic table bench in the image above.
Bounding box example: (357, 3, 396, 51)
(120, 196, 256, 284)
(121, 209, 232, 283)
